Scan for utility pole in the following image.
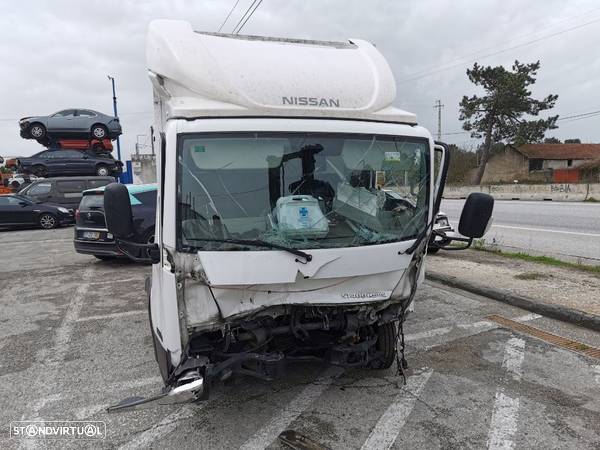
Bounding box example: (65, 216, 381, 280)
(107, 75, 122, 165)
(433, 99, 444, 141)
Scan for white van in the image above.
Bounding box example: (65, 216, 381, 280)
(105, 20, 493, 411)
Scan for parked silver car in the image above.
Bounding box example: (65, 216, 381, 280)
(19, 109, 122, 141)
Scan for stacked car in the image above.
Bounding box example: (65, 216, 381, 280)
(0, 108, 124, 231)
(17, 108, 123, 178)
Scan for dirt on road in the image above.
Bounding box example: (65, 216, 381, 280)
(427, 249, 600, 316)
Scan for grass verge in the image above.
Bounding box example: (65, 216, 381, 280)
(470, 240, 600, 275)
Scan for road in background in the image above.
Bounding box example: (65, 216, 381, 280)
(440, 199, 600, 264)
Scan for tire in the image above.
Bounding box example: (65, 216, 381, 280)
(96, 164, 109, 176)
(427, 246, 441, 254)
(94, 255, 116, 261)
(10, 181, 20, 189)
(32, 165, 47, 177)
(144, 229, 155, 244)
(29, 123, 46, 139)
(39, 213, 57, 229)
(370, 322, 397, 370)
(91, 124, 108, 139)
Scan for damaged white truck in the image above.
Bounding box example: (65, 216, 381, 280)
(105, 20, 493, 411)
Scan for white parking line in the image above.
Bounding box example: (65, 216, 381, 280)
(19, 267, 95, 449)
(118, 404, 207, 450)
(76, 310, 146, 322)
(501, 338, 525, 381)
(487, 393, 520, 450)
(360, 369, 433, 450)
(406, 313, 540, 347)
(239, 365, 345, 450)
(492, 224, 600, 238)
(487, 337, 525, 450)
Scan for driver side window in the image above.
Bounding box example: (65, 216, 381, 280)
(27, 182, 52, 196)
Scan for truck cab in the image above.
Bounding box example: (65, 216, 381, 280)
(105, 20, 493, 411)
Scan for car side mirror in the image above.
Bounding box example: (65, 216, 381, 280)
(19, 201, 29, 207)
(458, 193, 494, 238)
(104, 182, 134, 239)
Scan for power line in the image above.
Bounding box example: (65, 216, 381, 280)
(231, 0, 258, 34)
(218, 0, 241, 33)
(233, 0, 262, 34)
(557, 109, 600, 121)
(398, 16, 600, 83)
(403, 6, 600, 80)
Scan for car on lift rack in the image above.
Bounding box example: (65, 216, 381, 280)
(19, 109, 122, 141)
(16, 149, 122, 177)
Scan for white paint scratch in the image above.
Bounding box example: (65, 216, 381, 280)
(360, 369, 433, 450)
(239, 365, 345, 450)
(487, 337, 526, 450)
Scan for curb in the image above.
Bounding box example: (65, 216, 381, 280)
(426, 272, 600, 332)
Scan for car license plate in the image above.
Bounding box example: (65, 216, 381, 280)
(83, 231, 100, 240)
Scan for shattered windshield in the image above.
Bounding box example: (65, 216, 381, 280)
(177, 132, 430, 252)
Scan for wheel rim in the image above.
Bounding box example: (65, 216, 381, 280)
(40, 215, 55, 228)
(97, 167, 109, 176)
(93, 127, 106, 138)
(31, 126, 43, 138)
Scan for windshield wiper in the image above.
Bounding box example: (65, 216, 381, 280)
(183, 237, 313, 262)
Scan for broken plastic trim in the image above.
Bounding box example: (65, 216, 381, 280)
(106, 371, 203, 413)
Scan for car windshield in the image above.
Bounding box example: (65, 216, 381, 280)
(177, 132, 430, 252)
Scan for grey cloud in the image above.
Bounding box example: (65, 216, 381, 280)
(1, 0, 599, 159)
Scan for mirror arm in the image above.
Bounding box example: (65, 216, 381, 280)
(115, 239, 160, 264)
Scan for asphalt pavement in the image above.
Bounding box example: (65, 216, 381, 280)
(1, 227, 599, 449)
(441, 199, 600, 264)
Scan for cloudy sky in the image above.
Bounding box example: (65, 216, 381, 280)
(2, 0, 600, 159)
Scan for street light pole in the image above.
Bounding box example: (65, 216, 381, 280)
(107, 75, 122, 164)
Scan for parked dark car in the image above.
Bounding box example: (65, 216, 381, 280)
(18, 176, 115, 210)
(74, 184, 157, 260)
(17, 149, 122, 177)
(19, 109, 122, 141)
(0, 194, 74, 229)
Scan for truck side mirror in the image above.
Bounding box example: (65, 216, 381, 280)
(458, 193, 494, 238)
(104, 182, 134, 239)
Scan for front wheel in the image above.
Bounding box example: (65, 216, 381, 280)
(370, 322, 397, 370)
(96, 164, 109, 176)
(29, 123, 46, 139)
(39, 213, 57, 229)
